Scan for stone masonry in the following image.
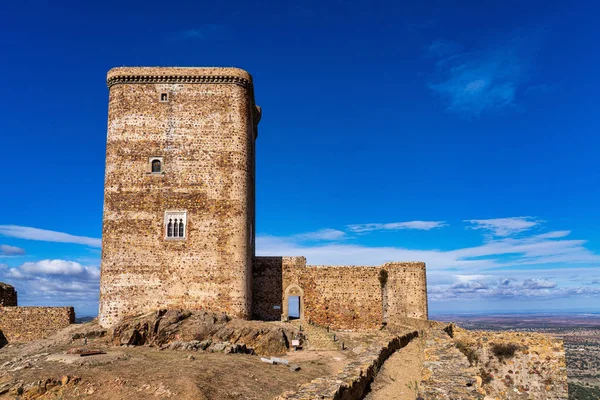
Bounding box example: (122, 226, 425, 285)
(99, 67, 260, 327)
(253, 257, 428, 330)
(0, 307, 75, 343)
(98, 66, 429, 329)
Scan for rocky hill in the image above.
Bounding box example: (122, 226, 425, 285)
(0, 311, 568, 399)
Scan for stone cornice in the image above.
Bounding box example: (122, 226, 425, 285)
(106, 67, 253, 89)
(107, 74, 252, 89)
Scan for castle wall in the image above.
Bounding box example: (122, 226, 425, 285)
(0, 283, 17, 306)
(252, 257, 428, 330)
(252, 257, 283, 321)
(385, 262, 428, 321)
(99, 68, 259, 327)
(0, 307, 74, 343)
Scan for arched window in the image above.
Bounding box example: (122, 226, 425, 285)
(167, 219, 173, 237)
(173, 219, 179, 237)
(164, 211, 186, 240)
(179, 219, 185, 237)
(152, 159, 162, 173)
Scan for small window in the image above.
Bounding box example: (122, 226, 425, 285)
(160, 92, 169, 102)
(149, 157, 163, 174)
(165, 211, 187, 239)
(151, 159, 162, 173)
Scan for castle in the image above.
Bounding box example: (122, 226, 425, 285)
(98, 67, 428, 329)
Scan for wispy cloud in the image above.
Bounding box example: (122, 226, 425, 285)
(0, 225, 101, 247)
(0, 244, 25, 256)
(427, 37, 536, 118)
(429, 275, 598, 301)
(464, 217, 541, 237)
(257, 219, 600, 304)
(167, 25, 223, 41)
(347, 220, 447, 233)
(293, 229, 347, 241)
(427, 39, 464, 58)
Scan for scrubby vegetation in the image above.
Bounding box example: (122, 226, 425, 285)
(455, 340, 479, 366)
(568, 382, 600, 399)
(491, 342, 521, 361)
(479, 368, 493, 385)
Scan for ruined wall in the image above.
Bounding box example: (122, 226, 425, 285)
(288, 263, 383, 330)
(99, 67, 259, 327)
(253, 257, 428, 330)
(384, 262, 428, 321)
(0, 307, 74, 343)
(0, 283, 17, 306)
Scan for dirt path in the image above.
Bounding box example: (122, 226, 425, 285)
(364, 338, 423, 400)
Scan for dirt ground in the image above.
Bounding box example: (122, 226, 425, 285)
(0, 322, 357, 400)
(364, 338, 424, 400)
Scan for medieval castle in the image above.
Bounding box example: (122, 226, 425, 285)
(98, 67, 428, 329)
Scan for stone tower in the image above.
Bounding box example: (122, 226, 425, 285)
(99, 67, 260, 328)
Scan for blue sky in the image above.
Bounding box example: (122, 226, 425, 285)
(1, 0, 599, 317)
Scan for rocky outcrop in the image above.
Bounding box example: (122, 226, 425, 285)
(420, 324, 568, 399)
(111, 309, 298, 356)
(0, 282, 17, 306)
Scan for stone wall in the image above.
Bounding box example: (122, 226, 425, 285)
(385, 262, 428, 321)
(252, 257, 283, 321)
(253, 257, 428, 330)
(0, 283, 17, 306)
(99, 67, 260, 327)
(0, 307, 75, 343)
(277, 330, 418, 400)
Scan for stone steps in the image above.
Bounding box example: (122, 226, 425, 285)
(289, 320, 341, 351)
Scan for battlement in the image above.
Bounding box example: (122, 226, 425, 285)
(106, 67, 254, 89)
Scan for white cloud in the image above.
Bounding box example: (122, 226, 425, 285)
(464, 217, 541, 237)
(427, 38, 536, 118)
(7, 259, 99, 281)
(522, 278, 557, 290)
(347, 220, 447, 233)
(534, 231, 571, 239)
(0, 244, 25, 256)
(257, 228, 600, 270)
(0, 225, 101, 247)
(0, 259, 100, 314)
(293, 229, 347, 241)
(16, 259, 98, 278)
(257, 221, 600, 304)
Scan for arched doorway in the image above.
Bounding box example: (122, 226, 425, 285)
(284, 284, 304, 321)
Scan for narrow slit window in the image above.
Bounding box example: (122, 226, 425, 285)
(160, 92, 169, 102)
(178, 219, 185, 237)
(167, 219, 173, 237)
(173, 219, 179, 238)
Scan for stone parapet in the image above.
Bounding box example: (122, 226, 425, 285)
(0, 307, 75, 343)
